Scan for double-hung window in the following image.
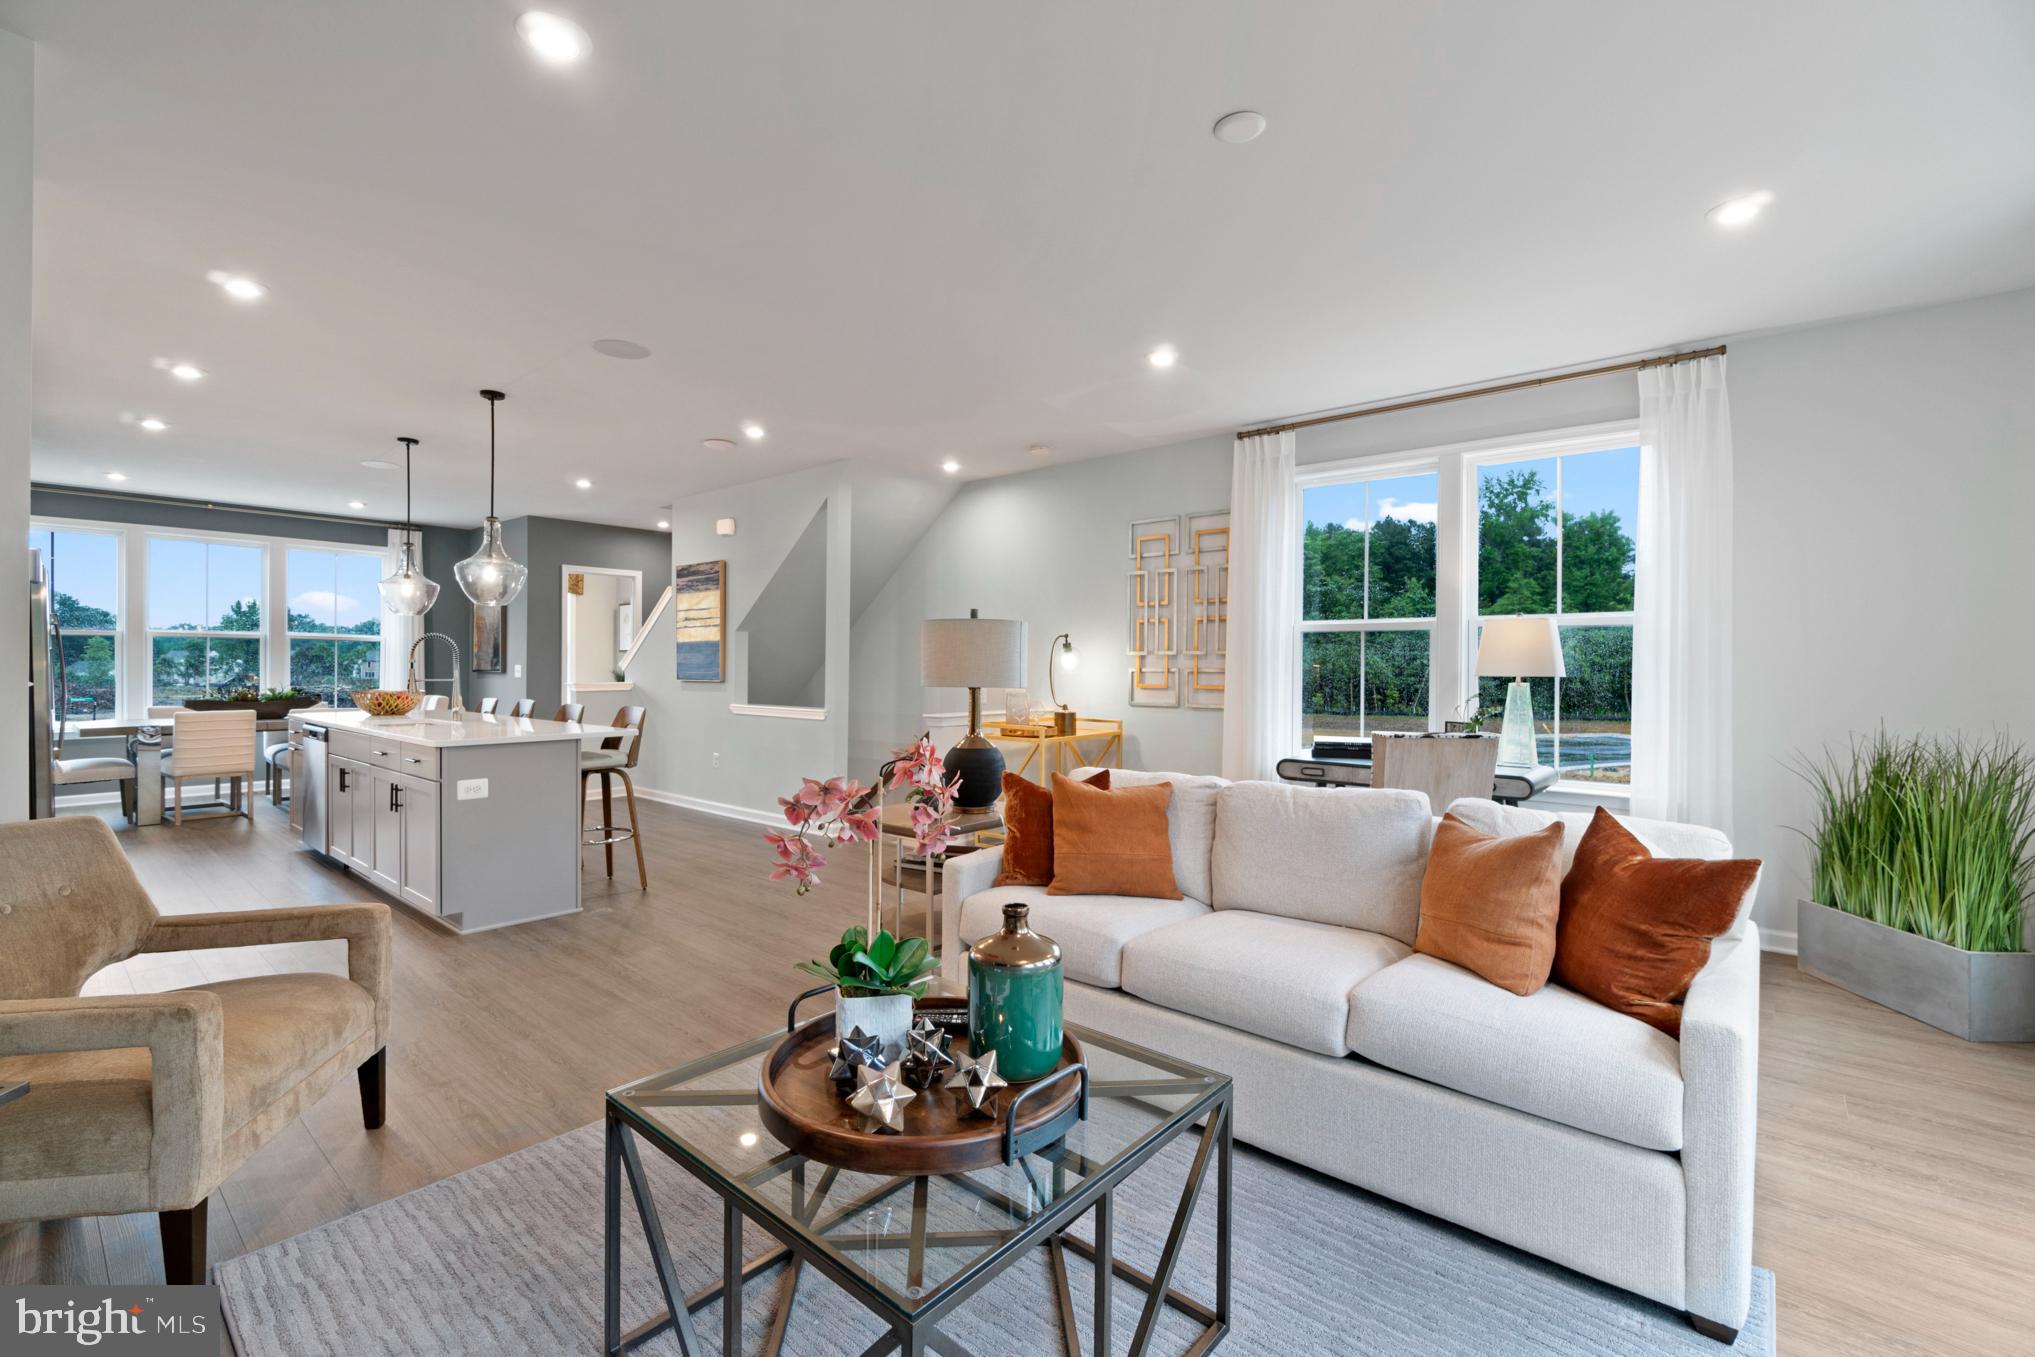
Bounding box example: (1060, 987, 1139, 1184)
(1299, 470, 1438, 744)
(146, 536, 265, 704)
(285, 547, 385, 708)
(1296, 423, 1643, 796)
(28, 525, 123, 718)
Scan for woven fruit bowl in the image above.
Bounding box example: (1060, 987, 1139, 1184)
(351, 689, 421, 717)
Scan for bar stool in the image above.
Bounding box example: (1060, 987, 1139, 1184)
(555, 703, 585, 723)
(580, 706, 647, 890)
(508, 698, 536, 718)
(477, 697, 499, 715)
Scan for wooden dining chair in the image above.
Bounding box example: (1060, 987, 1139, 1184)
(508, 698, 536, 718)
(1371, 733, 1502, 815)
(163, 709, 258, 824)
(477, 697, 499, 715)
(580, 706, 648, 890)
(555, 703, 585, 723)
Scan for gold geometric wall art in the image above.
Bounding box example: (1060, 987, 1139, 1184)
(1127, 515, 1181, 707)
(1184, 510, 1230, 710)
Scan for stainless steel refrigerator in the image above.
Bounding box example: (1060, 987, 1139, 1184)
(27, 546, 57, 818)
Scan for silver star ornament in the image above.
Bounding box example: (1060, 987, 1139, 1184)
(944, 1047, 1009, 1116)
(849, 1062, 917, 1132)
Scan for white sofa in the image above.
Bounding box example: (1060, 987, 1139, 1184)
(941, 771, 1761, 1343)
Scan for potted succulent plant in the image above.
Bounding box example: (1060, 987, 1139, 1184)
(185, 687, 323, 721)
(1793, 730, 2035, 1041)
(795, 926, 939, 1061)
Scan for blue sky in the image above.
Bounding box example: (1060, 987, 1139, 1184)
(1303, 445, 1639, 540)
(31, 528, 381, 631)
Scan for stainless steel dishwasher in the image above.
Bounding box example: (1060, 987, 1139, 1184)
(298, 722, 330, 853)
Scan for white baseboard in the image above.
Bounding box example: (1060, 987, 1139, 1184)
(1759, 928, 1798, 956)
(582, 782, 780, 828)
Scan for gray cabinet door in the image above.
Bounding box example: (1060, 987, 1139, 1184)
(327, 757, 356, 861)
(397, 775, 441, 914)
(369, 770, 403, 893)
(349, 763, 377, 873)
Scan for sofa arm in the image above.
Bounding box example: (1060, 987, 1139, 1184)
(1679, 923, 1761, 1332)
(142, 903, 393, 1046)
(0, 993, 225, 1210)
(940, 845, 1005, 989)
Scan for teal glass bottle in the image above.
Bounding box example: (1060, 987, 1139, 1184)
(968, 903, 1064, 1081)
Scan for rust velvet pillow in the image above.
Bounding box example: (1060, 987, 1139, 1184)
(993, 769, 1110, 887)
(1554, 806, 1762, 1037)
(1412, 812, 1567, 995)
(1047, 773, 1182, 899)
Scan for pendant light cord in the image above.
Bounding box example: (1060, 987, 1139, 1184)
(488, 396, 497, 520)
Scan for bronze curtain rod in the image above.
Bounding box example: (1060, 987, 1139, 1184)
(1237, 344, 1726, 439)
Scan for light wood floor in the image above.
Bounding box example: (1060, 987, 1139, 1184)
(4, 799, 2032, 1355)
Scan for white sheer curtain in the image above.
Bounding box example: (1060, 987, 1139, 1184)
(1221, 431, 1301, 781)
(1631, 355, 1734, 832)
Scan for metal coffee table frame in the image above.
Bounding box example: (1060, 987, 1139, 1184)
(604, 1026, 1232, 1357)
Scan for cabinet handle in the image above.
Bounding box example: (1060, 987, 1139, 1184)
(403, 755, 421, 764)
(390, 785, 402, 812)
(337, 768, 349, 792)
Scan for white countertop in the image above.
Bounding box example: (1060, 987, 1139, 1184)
(290, 709, 634, 748)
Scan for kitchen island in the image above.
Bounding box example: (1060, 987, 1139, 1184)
(289, 709, 623, 932)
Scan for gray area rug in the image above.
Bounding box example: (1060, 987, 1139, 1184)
(216, 1121, 1774, 1355)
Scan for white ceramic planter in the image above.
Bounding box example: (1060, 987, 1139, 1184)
(835, 991, 913, 1062)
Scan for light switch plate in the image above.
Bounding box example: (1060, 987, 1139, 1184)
(512, 663, 523, 678)
(456, 778, 489, 801)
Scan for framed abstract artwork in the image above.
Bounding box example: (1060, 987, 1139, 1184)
(471, 603, 505, 673)
(674, 559, 727, 682)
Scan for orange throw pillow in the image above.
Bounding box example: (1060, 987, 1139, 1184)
(1554, 806, 1761, 1037)
(1413, 813, 1567, 995)
(994, 769, 1110, 887)
(1047, 773, 1181, 899)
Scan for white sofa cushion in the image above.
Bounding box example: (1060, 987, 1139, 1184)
(1120, 910, 1409, 1057)
(1071, 766, 1226, 904)
(1347, 953, 1685, 1151)
(1209, 782, 1432, 943)
(956, 886, 1208, 989)
(1443, 798, 1759, 936)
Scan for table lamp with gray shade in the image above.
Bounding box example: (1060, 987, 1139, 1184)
(921, 610, 1026, 809)
(1474, 615, 1565, 769)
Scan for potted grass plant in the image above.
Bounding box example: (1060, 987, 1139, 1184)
(1793, 730, 2035, 1040)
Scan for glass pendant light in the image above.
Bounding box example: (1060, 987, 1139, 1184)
(453, 388, 528, 607)
(378, 436, 441, 616)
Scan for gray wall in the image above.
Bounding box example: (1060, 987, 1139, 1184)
(1, 27, 31, 821)
(849, 434, 1236, 777)
(1729, 285, 2035, 944)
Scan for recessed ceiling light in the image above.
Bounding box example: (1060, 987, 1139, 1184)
(1212, 110, 1267, 144)
(1147, 345, 1178, 369)
(703, 438, 737, 452)
(941, 458, 961, 474)
(105, 471, 127, 482)
(138, 417, 168, 432)
(1706, 190, 1774, 228)
(574, 477, 593, 489)
(656, 520, 670, 530)
(347, 500, 366, 510)
(1028, 443, 1052, 458)
(517, 11, 590, 65)
(168, 362, 206, 382)
(360, 459, 399, 471)
(741, 422, 766, 441)
(591, 338, 650, 359)
(205, 270, 265, 301)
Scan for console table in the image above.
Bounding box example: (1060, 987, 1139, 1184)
(987, 717, 1125, 787)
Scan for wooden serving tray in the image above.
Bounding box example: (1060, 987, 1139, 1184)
(757, 996, 1085, 1174)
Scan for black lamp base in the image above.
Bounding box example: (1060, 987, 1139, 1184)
(945, 733, 1006, 811)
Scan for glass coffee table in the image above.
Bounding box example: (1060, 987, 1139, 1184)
(604, 1018, 1232, 1356)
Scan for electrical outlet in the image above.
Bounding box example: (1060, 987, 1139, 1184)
(712, 752, 721, 768)
(457, 778, 489, 800)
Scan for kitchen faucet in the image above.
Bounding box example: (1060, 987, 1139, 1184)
(406, 632, 465, 714)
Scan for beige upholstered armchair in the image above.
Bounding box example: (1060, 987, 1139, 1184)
(0, 817, 391, 1283)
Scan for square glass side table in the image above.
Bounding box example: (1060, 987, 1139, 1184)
(605, 1021, 1232, 1356)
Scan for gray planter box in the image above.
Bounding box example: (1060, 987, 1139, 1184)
(1797, 900, 2035, 1042)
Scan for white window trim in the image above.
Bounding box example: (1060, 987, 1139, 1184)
(1294, 419, 1641, 800)
(29, 522, 126, 719)
(31, 514, 399, 719)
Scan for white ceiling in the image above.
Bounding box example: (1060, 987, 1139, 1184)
(7, 0, 2034, 531)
